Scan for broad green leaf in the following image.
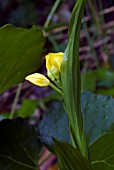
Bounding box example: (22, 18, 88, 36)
(54, 139, 92, 170)
(38, 101, 71, 152)
(82, 92, 114, 145)
(16, 99, 38, 118)
(61, 0, 86, 155)
(0, 118, 42, 170)
(37, 92, 114, 150)
(0, 24, 45, 94)
(89, 125, 114, 170)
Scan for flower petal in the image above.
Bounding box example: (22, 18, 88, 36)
(25, 73, 50, 87)
(46, 52, 64, 71)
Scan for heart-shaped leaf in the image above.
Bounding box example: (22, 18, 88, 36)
(0, 118, 42, 170)
(0, 24, 45, 94)
(82, 91, 114, 145)
(38, 101, 71, 152)
(89, 125, 114, 170)
(38, 92, 114, 151)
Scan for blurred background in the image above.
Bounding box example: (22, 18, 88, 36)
(0, 0, 114, 169)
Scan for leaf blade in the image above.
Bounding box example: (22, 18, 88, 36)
(54, 139, 92, 170)
(0, 24, 45, 94)
(38, 101, 71, 152)
(61, 0, 87, 157)
(0, 118, 42, 170)
(89, 126, 114, 170)
(82, 92, 114, 145)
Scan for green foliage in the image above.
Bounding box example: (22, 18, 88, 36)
(38, 92, 114, 151)
(54, 139, 93, 170)
(0, 0, 113, 169)
(89, 125, 114, 170)
(0, 118, 42, 170)
(81, 71, 97, 93)
(81, 68, 114, 95)
(0, 24, 45, 94)
(16, 99, 38, 118)
(82, 92, 114, 145)
(61, 0, 87, 156)
(38, 101, 71, 152)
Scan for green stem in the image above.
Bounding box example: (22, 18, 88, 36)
(61, 0, 88, 159)
(43, 22, 68, 32)
(44, 0, 61, 28)
(9, 83, 23, 119)
(50, 82, 63, 95)
(98, 0, 105, 25)
(87, 0, 99, 28)
(83, 20, 100, 68)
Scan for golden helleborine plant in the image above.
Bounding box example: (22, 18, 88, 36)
(25, 52, 64, 95)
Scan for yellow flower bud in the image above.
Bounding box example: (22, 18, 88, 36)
(46, 52, 64, 71)
(25, 73, 50, 87)
(45, 53, 64, 87)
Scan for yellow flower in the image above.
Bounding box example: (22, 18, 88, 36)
(25, 73, 50, 87)
(45, 52, 64, 85)
(46, 52, 64, 71)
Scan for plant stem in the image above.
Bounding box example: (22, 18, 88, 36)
(50, 82, 63, 95)
(61, 0, 89, 159)
(83, 21, 100, 68)
(9, 83, 23, 119)
(44, 0, 61, 28)
(98, 0, 105, 25)
(43, 22, 68, 32)
(87, 0, 99, 28)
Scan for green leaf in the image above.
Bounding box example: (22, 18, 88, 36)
(68, 0, 84, 37)
(96, 87, 114, 96)
(82, 92, 114, 145)
(89, 125, 114, 170)
(38, 92, 114, 150)
(81, 68, 114, 94)
(54, 139, 92, 170)
(0, 118, 42, 170)
(61, 0, 86, 155)
(96, 68, 114, 84)
(81, 71, 97, 93)
(16, 99, 38, 118)
(38, 101, 71, 152)
(0, 24, 45, 94)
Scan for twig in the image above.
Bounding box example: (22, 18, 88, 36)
(44, 0, 61, 28)
(9, 83, 23, 119)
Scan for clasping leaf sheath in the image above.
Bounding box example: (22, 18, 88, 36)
(60, 0, 88, 159)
